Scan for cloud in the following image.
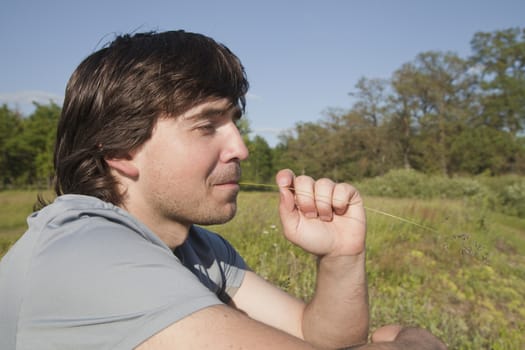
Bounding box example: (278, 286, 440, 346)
(246, 92, 262, 101)
(0, 90, 64, 107)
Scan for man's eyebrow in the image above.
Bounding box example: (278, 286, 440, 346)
(187, 104, 242, 120)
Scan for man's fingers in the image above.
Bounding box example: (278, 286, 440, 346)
(314, 178, 335, 221)
(294, 177, 358, 221)
(294, 175, 317, 218)
(276, 169, 296, 215)
(331, 183, 351, 215)
(276, 169, 294, 189)
(371, 325, 404, 343)
(278, 171, 362, 222)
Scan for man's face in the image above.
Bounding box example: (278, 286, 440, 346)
(128, 98, 249, 232)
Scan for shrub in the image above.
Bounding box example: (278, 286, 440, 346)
(357, 169, 525, 218)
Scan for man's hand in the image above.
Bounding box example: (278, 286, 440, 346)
(276, 169, 366, 257)
(275, 169, 369, 348)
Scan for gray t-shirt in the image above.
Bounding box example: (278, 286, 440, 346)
(0, 194, 247, 350)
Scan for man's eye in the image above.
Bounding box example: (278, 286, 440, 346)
(197, 124, 216, 134)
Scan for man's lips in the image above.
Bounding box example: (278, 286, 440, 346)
(214, 179, 240, 186)
(212, 166, 241, 186)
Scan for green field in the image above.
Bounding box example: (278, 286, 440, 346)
(1, 189, 524, 349)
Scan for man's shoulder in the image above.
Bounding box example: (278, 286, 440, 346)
(35, 194, 167, 249)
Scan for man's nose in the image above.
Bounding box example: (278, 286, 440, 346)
(221, 122, 249, 162)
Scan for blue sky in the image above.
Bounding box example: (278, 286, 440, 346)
(1, 0, 524, 146)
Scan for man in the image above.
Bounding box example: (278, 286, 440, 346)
(0, 30, 446, 349)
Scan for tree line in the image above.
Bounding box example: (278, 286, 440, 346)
(269, 27, 525, 182)
(1, 27, 524, 189)
(0, 102, 58, 189)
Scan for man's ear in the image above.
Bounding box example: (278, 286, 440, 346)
(105, 155, 139, 178)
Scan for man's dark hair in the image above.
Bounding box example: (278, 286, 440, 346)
(54, 30, 249, 205)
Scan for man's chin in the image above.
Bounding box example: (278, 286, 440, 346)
(196, 203, 237, 226)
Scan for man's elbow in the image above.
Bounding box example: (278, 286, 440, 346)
(343, 322, 369, 349)
(312, 323, 369, 350)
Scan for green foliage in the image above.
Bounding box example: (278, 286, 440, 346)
(357, 169, 481, 199)
(0, 103, 59, 189)
(391, 51, 476, 175)
(277, 111, 395, 181)
(277, 121, 336, 179)
(470, 27, 525, 136)
(357, 169, 525, 219)
(0, 105, 24, 187)
(29, 103, 60, 187)
(242, 135, 274, 184)
(479, 175, 525, 218)
(449, 126, 521, 175)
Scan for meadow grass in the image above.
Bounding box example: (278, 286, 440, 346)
(0, 190, 44, 254)
(213, 191, 525, 349)
(1, 190, 524, 349)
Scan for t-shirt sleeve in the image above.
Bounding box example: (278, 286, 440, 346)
(203, 228, 247, 298)
(18, 217, 222, 350)
(181, 226, 248, 302)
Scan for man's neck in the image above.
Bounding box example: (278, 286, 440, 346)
(148, 221, 191, 249)
(121, 203, 191, 250)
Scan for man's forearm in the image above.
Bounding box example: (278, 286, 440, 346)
(302, 252, 369, 349)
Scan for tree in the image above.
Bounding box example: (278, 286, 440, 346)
(389, 51, 477, 175)
(2, 103, 60, 188)
(26, 103, 60, 187)
(242, 135, 274, 184)
(449, 126, 521, 175)
(350, 77, 389, 127)
(276, 122, 331, 179)
(328, 109, 396, 179)
(389, 62, 425, 170)
(276, 108, 395, 181)
(0, 105, 23, 188)
(470, 27, 525, 137)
